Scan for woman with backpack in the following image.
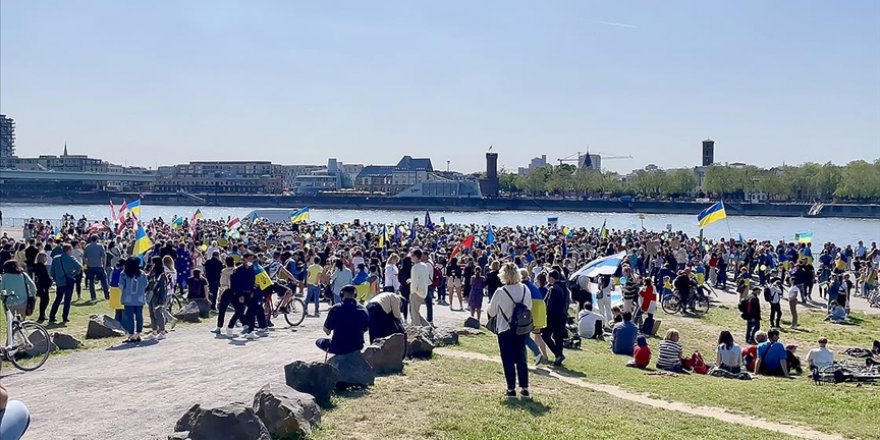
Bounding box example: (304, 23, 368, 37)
(119, 257, 147, 343)
(487, 262, 533, 398)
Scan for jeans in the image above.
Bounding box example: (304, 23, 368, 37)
(797, 283, 808, 302)
(86, 266, 109, 300)
(745, 319, 760, 343)
(769, 303, 782, 328)
(122, 305, 144, 334)
(149, 292, 166, 333)
(49, 284, 74, 322)
(541, 322, 567, 359)
(307, 284, 322, 316)
(497, 330, 529, 391)
(525, 334, 540, 357)
(426, 286, 434, 323)
(0, 400, 31, 440)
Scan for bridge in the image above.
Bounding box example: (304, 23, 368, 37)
(0, 169, 157, 182)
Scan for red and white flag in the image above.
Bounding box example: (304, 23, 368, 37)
(449, 234, 475, 260)
(109, 200, 118, 223)
(118, 200, 129, 219)
(227, 217, 241, 230)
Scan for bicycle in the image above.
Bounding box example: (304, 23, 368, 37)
(661, 290, 711, 317)
(1, 290, 51, 372)
(267, 285, 306, 327)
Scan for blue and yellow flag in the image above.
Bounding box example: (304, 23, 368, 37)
(378, 225, 388, 248)
(128, 199, 142, 218)
(290, 207, 310, 223)
(697, 201, 727, 229)
(795, 232, 813, 243)
(599, 219, 608, 239)
(132, 221, 153, 255)
(253, 263, 273, 291)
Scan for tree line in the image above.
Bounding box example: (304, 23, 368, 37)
(497, 159, 880, 202)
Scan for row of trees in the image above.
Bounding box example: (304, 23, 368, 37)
(497, 159, 880, 202)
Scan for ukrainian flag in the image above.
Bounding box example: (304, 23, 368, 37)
(132, 221, 153, 255)
(128, 200, 142, 218)
(253, 263, 273, 291)
(290, 207, 310, 223)
(697, 201, 727, 229)
(795, 232, 813, 243)
(378, 225, 388, 248)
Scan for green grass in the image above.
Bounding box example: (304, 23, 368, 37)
(452, 307, 880, 440)
(312, 355, 803, 440)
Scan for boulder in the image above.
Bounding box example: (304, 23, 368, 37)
(175, 301, 201, 323)
(432, 327, 459, 346)
(168, 433, 191, 440)
(174, 402, 270, 440)
(406, 335, 435, 359)
(328, 351, 376, 389)
(86, 314, 126, 339)
(26, 330, 58, 357)
(283, 361, 338, 408)
(194, 299, 212, 319)
(52, 332, 83, 350)
(464, 317, 481, 330)
(253, 383, 321, 438)
(362, 333, 406, 375)
(456, 328, 485, 336)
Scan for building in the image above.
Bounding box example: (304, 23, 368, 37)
(4, 144, 109, 173)
(702, 139, 715, 166)
(173, 161, 275, 178)
(154, 160, 285, 194)
(355, 156, 434, 194)
(396, 180, 482, 198)
(579, 153, 601, 171)
(479, 152, 500, 197)
(517, 155, 549, 175)
(0, 114, 14, 158)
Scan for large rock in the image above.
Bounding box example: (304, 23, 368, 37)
(52, 332, 83, 350)
(193, 299, 212, 319)
(362, 333, 406, 375)
(283, 361, 338, 408)
(432, 327, 459, 346)
(456, 328, 485, 336)
(464, 317, 481, 330)
(175, 301, 201, 323)
(328, 351, 376, 389)
(86, 314, 126, 339)
(174, 402, 270, 440)
(406, 335, 435, 359)
(26, 330, 58, 357)
(253, 383, 321, 438)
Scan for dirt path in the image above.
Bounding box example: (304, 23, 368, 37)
(437, 348, 844, 440)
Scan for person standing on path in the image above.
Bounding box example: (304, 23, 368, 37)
(204, 251, 223, 310)
(487, 262, 532, 398)
(212, 256, 239, 336)
(768, 279, 783, 329)
(32, 252, 53, 323)
(408, 249, 431, 326)
(786, 281, 800, 328)
(147, 257, 170, 340)
(119, 257, 146, 343)
(48, 244, 81, 324)
(541, 270, 569, 367)
(739, 288, 762, 344)
(83, 235, 109, 302)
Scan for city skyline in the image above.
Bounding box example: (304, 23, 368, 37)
(1, 1, 878, 174)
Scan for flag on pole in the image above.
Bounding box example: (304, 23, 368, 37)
(378, 225, 388, 248)
(109, 200, 117, 223)
(599, 220, 608, 239)
(290, 207, 310, 223)
(738, 233, 745, 244)
(795, 232, 813, 243)
(547, 217, 559, 227)
(253, 263, 273, 291)
(132, 221, 153, 256)
(228, 217, 241, 230)
(449, 234, 476, 260)
(192, 209, 204, 221)
(393, 224, 401, 244)
(409, 220, 416, 242)
(697, 201, 727, 228)
(127, 200, 142, 218)
(425, 211, 435, 231)
(486, 224, 496, 245)
(118, 200, 129, 219)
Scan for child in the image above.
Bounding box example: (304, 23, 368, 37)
(662, 276, 673, 299)
(627, 335, 652, 368)
(468, 267, 486, 320)
(109, 260, 125, 323)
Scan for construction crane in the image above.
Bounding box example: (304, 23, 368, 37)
(556, 150, 634, 169)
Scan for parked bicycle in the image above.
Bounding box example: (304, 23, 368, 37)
(1, 290, 51, 372)
(661, 289, 711, 316)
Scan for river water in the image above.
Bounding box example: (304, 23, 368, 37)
(1, 203, 877, 246)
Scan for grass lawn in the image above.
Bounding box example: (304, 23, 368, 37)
(313, 355, 803, 440)
(452, 305, 880, 440)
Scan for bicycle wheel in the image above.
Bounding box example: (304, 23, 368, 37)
(692, 296, 711, 316)
(283, 298, 307, 327)
(661, 294, 680, 315)
(9, 322, 51, 371)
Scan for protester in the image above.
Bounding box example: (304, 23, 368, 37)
(611, 312, 638, 356)
(83, 234, 109, 302)
(542, 270, 569, 367)
(739, 288, 762, 344)
(627, 335, 652, 368)
(656, 328, 687, 372)
(409, 249, 431, 326)
(0, 363, 31, 440)
(119, 257, 147, 342)
(147, 256, 170, 340)
(487, 262, 532, 398)
(48, 244, 81, 324)
(577, 302, 604, 340)
(31, 252, 53, 323)
(0, 260, 37, 317)
(754, 329, 789, 377)
(714, 330, 742, 374)
(366, 291, 404, 341)
(521, 269, 549, 365)
(806, 337, 834, 373)
(316, 285, 369, 355)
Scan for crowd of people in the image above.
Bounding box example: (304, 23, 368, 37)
(1, 213, 878, 399)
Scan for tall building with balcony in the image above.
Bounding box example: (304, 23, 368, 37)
(0, 114, 15, 158)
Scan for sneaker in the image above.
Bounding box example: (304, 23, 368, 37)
(505, 390, 516, 398)
(210, 327, 221, 334)
(225, 328, 235, 337)
(245, 332, 258, 340)
(157, 332, 167, 340)
(520, 389, 531, 398)
(553, 355, 566, 367)
(535, 354, 545, 366)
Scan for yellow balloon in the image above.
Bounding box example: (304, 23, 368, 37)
(200, 244, 208, 251)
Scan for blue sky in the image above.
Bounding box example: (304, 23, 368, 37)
(1, 1, 878, 173)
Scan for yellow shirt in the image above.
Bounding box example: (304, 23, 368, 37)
(307, 264, 323, 285)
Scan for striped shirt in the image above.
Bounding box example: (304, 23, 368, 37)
(657, 340, 683, 369)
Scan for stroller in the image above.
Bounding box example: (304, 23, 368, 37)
(563, 316, 582, 349)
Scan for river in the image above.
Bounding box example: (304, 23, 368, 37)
(1, 203, 878, 246)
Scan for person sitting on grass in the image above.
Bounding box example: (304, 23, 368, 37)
(825, 301, 847, 323)
(656, 328, 688, 372)
(626, 335, 651, 368)
(714, 330, 743, 374)
(316, 284, 369, 356)
(611, 312, 638, 356)
(867, 340, 880, 366)
(754, 329, 790, 377)
(741, 331, 768, 372)
(577, 302, 604, 340)
(785, 344, 803, 375)
(806, 337, 834, 373)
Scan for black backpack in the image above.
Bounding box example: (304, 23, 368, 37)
(502, 286, 534, 336)
(763, 286, 772, 302)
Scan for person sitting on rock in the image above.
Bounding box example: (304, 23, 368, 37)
(316, 284, 369, 356)
(366, 290, 404, 342)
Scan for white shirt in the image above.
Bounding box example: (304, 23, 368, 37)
(806, 346, 834, 370)
(487, 283, 531, 334)
(410, 261, 432, 299)
(577, 309, 602, 338)
(786, 285, 800, 301)
(384, 264, 399, 291)
(368, 291, 403, 322)
(770, 285, 782, 304)
(716, 344, 742, 369)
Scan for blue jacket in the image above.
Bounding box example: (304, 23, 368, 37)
(50, 253, 82, 288)
(611, 321, 638, 356)
(120, 272, 147, 306)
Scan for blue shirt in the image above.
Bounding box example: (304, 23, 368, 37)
(757, 341, 786, 372)
(611, 321, 638, 356)
(324, 298, 369, 355)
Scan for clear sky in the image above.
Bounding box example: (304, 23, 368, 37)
(1, 1, 878, 174)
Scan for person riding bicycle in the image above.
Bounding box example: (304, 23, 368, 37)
(673, 269, 692, 313)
